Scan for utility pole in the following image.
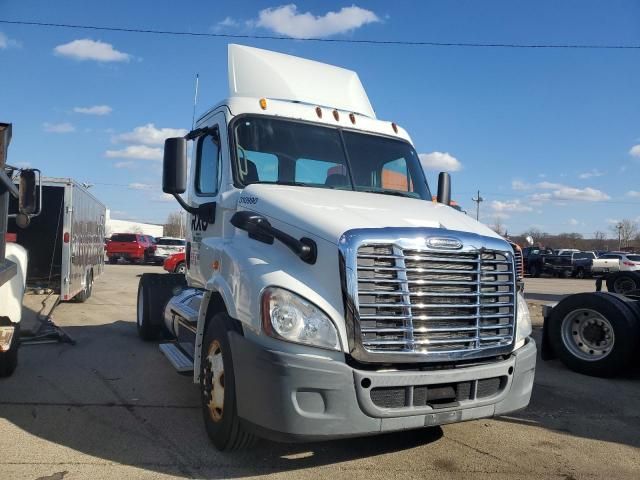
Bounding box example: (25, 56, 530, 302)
(472, 190, 483, 221)
(617, 222, 623, 250)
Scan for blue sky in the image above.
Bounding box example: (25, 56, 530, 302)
(1, 0, 639, 236)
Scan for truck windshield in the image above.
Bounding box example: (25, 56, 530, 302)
(233, 117, 431, 200)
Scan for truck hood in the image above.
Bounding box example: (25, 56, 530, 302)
(239, 184, 502, 244)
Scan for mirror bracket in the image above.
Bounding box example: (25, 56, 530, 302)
(173, 194, 216, 224)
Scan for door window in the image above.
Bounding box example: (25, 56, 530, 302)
(196, 130, 221, 195)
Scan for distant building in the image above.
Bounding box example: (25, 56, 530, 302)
(105, 209, 163, 238)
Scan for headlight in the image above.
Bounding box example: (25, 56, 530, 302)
(261, 287, 340, 351)
(515, 292, 532, 350)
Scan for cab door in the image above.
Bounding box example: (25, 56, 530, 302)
(186, 112, 226, 287)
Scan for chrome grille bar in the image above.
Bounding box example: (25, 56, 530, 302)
(350, 236, 517, 360)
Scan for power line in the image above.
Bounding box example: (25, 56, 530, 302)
(2, 19, 640, 49)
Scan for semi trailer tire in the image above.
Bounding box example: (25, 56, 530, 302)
(606, 272, 640, 295)
(136, 273, 187, 341)
(200, 312, 256, 451)
(0, 324, 19, 378)
(547, 292, 640, 377)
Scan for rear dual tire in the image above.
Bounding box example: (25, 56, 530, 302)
(0, 324, 19, 378)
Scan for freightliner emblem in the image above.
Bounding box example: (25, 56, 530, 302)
(426, 237, 463, 250)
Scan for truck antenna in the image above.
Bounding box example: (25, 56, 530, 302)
(472, 190, 484, 221)
(191, 73, 200, 131)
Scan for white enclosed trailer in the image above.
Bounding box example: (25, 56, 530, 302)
(8, 177, 106, 301)
(137, 45, 536, 450)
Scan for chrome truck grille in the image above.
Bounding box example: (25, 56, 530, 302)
(340, 228, 517, 363)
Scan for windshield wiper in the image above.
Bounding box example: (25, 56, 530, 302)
(251, 181, 336, 189)
(358, 188, 416, 198)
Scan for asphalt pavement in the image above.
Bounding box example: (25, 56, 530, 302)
(0, 266, 639, 479)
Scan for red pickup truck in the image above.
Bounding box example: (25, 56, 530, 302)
(106, 233, 157, 264)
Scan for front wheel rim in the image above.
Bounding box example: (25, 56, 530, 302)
(203, 340, 225, 422)
(561, 308, 615, 361)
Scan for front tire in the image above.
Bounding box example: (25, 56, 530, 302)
(547, 292, 640, 377)
(529, 263, 541, 278)
(0, 324, 19, 378)
(200, 313, 256, 451)
(575, 267, 585, 279)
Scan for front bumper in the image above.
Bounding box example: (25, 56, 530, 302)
(229, 333, 536, 442)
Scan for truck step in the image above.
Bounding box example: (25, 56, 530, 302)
(159, 343, 194, 373)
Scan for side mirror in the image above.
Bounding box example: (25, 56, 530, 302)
(162, 137, 187, 194)
(436, 172, 451, 205)
(18, 169, 37, 215)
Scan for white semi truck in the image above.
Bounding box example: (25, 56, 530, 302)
(137, 45, 536, 449)
(0, 123, 39, 377)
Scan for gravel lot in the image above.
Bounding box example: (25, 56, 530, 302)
(1, 266, 639, 479)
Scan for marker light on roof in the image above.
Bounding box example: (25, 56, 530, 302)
(391, 122, 398, 133)
(349, 113, 356, 124)
(315, 106, 322, 118)
(333, 110, 340, 121)
(259, 98, 267, 110)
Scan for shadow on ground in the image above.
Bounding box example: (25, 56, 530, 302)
(1, 320, 444, 478)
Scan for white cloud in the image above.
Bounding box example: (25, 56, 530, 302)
(537, 181, 565, 190)
(154, 193, 175, 202)
(105, 145, 162, 161)
(490, 199, 533, 213)
(511, 180, 531, 191)
(114, 123, 187, 146)
(548, 186, 609, 202)
(128, 182, 153, 190)
(74, 105, 112, 115)
(568, 218, 579, 226)
(218, 16, 239, 28)
(0, 31, 21, 49)
(578, 168, 604, 179)
(256, 4, 380, 39)
(54, 39, 131, 62)
(529, 192, 552, 204)
(114, 161, 136, 169)
(43, 122, 75, 133)
(626, 190, 640, 198)
(418, 152, 462, 172)
(629, 145, 640, 158)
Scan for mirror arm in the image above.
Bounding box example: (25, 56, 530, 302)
(172, 194, 216, 224)
(185, 127, 219, 141)
(0, 169, 18, 198)
(230, 211, 317, 264)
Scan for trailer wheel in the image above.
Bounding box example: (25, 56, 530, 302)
(547, 292, 640, 377)
(200, 313, 256, 451)
(0, 324, 19, 378)
(75, 270, 93, 303)
(606, 272, 640, 295)
(175, 262, 186, 274)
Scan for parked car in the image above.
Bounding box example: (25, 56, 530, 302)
(153, 237, 185, 262)
(163, 251, 186, 274)
(106, 233, 157, 264)
(591, 252, 640, 275)
(569, 251, 597, 278)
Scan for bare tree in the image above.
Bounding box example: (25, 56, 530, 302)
(610, 219, 637, 249)
(490, 217, 506, 236)
(164, 212, 184, 238)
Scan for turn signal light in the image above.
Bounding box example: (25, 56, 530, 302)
(63, 232, 70, 243)
(259, 98, 268, 110)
